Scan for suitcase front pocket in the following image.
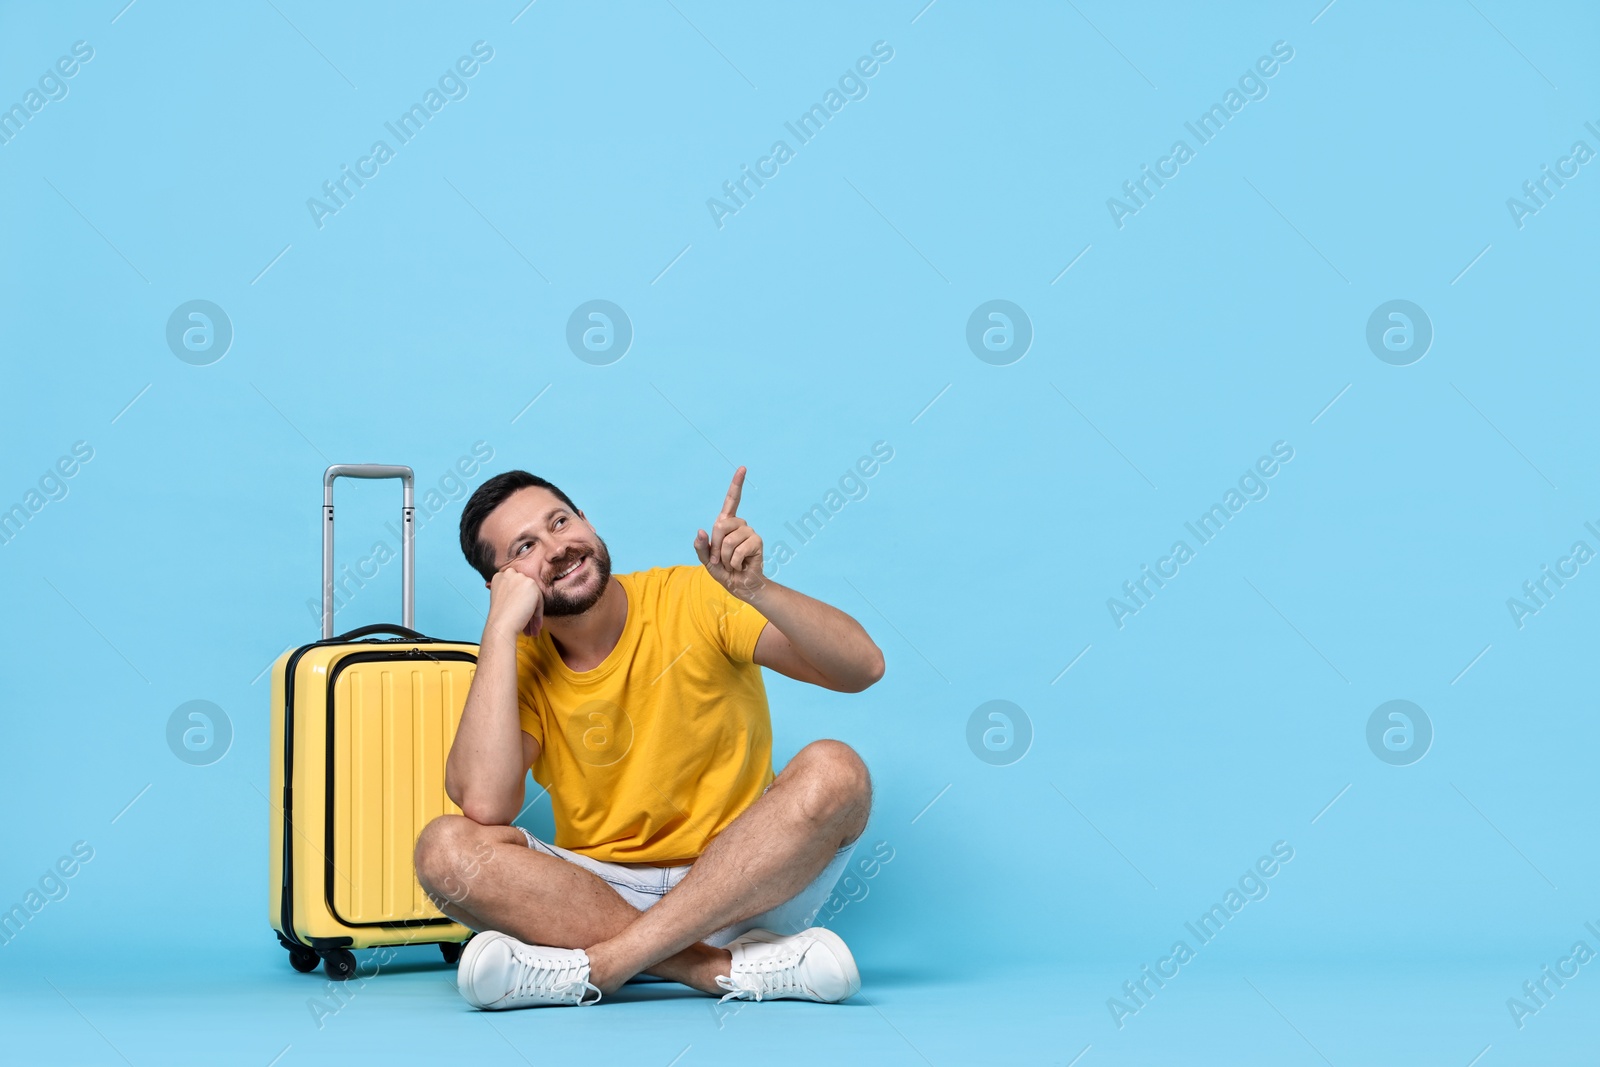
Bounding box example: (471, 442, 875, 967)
(326, 651, 476, 928)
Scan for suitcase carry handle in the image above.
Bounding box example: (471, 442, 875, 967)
(331, 623, 427, 642)
(322, 464, 415, 640)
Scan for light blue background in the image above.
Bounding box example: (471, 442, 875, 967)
(1, 1, 1596, 1064)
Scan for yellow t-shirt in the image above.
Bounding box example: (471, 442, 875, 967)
(514, 564, 774, 864)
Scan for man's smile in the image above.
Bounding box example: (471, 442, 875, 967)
(552, 554, 589, 584)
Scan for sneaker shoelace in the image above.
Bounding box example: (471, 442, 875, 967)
(715, 944, 808, 1003)
(510, 950, 603, 1006)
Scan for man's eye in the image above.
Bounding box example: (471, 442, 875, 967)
(516, 543, 532, 555)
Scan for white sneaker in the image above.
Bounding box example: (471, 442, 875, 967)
(715, 927, 861, 1003)
(456, 931, 603, 1010)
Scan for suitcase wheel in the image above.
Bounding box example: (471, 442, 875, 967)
(322, 948, 358, 981)
(440, 942, 464, 965)
(287, 944, 319, 973)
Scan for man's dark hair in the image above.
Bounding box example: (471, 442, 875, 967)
(459, 470, 581, 582)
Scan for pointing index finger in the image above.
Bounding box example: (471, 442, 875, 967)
(721, 466, 746, 518)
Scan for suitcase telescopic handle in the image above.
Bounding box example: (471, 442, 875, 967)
(322, 464, 415, 640)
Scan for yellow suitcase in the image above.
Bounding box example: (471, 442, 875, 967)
(269, 464, 478, 980)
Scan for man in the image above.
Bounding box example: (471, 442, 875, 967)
(413, 465, 885, 1010)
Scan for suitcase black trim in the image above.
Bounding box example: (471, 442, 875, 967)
(276, 634, 473, 949)
(323, 648, 479, 930)
(277, 638, 326, 950)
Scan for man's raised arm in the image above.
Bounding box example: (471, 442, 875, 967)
(694, 465, 885, 692)
(745, 579, 885, 692)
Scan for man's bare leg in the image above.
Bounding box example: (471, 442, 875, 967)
(416, 739, 871, 997)
(413, 818, 728, 994)
(583, 739, 872, 994)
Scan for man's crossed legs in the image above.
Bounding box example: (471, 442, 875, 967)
(413, 740, 872, 1007)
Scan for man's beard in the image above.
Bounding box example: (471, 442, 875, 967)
(542, 537, 613, 617)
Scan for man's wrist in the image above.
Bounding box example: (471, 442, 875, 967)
(482, 617, 527, 648)
(728, 573, 771, 605)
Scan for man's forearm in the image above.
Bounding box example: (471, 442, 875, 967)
(444, 623, 526, 824)
(743, 578, 884, 691)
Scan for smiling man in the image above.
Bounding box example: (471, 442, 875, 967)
(413, 465, 885, 1010)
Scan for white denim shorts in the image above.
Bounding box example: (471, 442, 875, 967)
(515, 826, 856, 949)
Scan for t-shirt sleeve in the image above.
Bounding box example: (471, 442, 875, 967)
(513, 634, 545, 757)
(687, 565, 770, 664)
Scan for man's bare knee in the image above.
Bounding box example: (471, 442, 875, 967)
(414, 814, 520, 900)
(414, 814, 472, 892)
(785, 740, 872, 831)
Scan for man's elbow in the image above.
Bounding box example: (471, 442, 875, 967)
(450, 782, 518, 827)
(839, 649, 885, 693)
(456, 795, 516, 827)
(443, 774, 471, 819)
